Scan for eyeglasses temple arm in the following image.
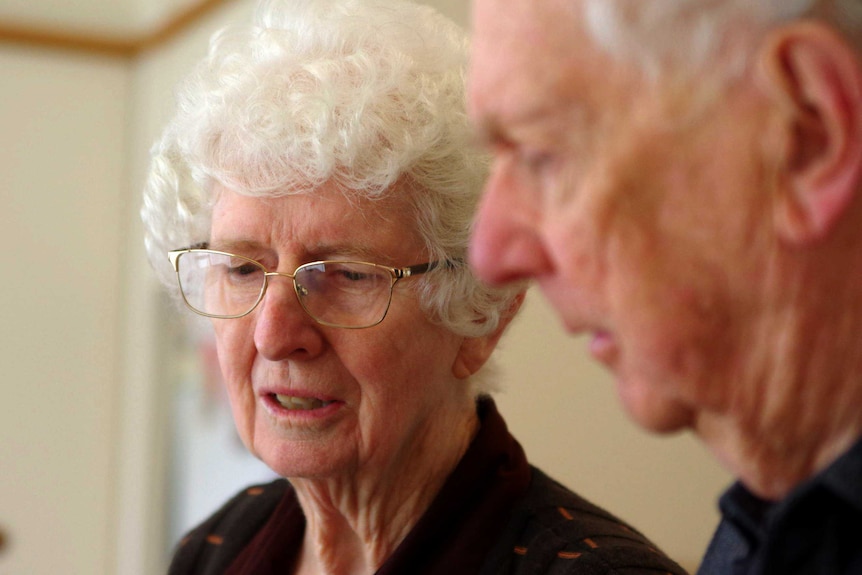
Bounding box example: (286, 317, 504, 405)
(396, 258, 462, 278)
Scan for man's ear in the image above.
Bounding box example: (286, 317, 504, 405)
(452, 291, 525, 380)
(758, 21, 862, 243)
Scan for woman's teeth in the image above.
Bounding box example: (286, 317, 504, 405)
(274, 395, 332, 410)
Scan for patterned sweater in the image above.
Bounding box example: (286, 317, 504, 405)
(168, 399, 687, 575)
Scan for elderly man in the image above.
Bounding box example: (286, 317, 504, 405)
(468, 1, 862, 573)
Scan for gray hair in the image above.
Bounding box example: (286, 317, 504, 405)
(141, 0, 523, 351)
(581, 0, 862, 83)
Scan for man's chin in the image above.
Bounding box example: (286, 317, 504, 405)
(617, 380, 694, 434)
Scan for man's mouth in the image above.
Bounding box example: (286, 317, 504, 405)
(273, 394, 335, 411)
(589, 330, 617, 363)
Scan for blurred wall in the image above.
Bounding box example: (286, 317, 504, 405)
(0, 1, 731, 574)
(0, 47, 129, 574)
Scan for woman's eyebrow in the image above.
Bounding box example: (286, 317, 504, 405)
(206, 238, 265, 253)
(208, 238, 383, 263)
(308, 244, 381, 262)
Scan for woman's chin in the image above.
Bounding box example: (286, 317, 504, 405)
(259, 444, 351, 480)
(251, 424, 356, 480)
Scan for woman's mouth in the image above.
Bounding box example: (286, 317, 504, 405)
(272, 394, 336, 411)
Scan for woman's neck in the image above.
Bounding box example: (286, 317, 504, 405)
(290, 403, 480, 575)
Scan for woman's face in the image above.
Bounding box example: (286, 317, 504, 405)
(208, 184, 477, 479)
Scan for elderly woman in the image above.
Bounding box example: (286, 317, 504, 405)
(142, 1, 686, 574)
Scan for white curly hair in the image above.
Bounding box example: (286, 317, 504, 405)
(141, 0, 524, 351)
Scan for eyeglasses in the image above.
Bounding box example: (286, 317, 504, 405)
(168, 248, 445, 329)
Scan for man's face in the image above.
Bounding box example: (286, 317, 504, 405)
(468, 0, 774, 434)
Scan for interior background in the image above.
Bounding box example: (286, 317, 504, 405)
(0, 1, 731, 573)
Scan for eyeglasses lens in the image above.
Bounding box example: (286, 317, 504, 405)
(176, 252, 395, 327)
(177, 251, 265, 318)
(295, 262, 393, 327)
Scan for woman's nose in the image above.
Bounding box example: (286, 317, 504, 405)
(469, 164, 553, 285)
(253, 278, 325, 361)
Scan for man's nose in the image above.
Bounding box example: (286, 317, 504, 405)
(469, 164, 553, 285)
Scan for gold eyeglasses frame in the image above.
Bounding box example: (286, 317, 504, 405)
(168, 247, 448, 328)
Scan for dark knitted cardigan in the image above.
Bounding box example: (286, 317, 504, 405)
(168, 398, 686, 575)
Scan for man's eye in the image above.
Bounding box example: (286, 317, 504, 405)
(520, 148, 555, 174)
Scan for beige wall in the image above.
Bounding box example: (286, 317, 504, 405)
(0, 1, 731, 573)
(0, 47, 129, 574)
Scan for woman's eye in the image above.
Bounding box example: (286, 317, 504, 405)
(237, 264, 257, 275)
(341, 270, 371, 281)
(227, 263, 262, 279)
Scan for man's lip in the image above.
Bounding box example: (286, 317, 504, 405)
(588, 330, 618, 363)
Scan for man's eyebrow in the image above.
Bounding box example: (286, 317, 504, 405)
(471, 117, 511, 148)
(473, 101, 577, 149)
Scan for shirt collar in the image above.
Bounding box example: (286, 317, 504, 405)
(817, 434, 862, 513)
(719, 433, 862, 539)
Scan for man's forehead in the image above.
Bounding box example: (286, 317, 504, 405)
(470, 0, 603, 88)
(469, 1, 610, 136)
(472, 0, 581, 46)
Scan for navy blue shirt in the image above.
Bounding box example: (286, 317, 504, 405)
(698, 436, 862, 575)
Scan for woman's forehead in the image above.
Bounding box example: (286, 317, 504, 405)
(210, 184, 423, 261)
